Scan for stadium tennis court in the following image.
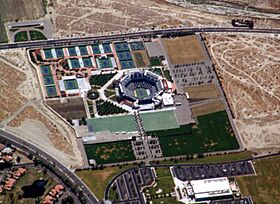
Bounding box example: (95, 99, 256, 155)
(87, 114, 136, 133)
(140, 110, 179, 131)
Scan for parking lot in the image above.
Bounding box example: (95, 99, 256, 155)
(210, 197, 253, 204)
(171, 161, 255, 181)
(110, 167, 156, 203)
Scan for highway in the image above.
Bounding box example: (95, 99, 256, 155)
(0, 27, 279, 50)
(0, 129, 99, 204)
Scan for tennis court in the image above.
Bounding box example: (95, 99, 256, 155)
(79, 46, 88, 55)
(117, 51, 133, 61)
(134, 88, 149, 99)
(43, 49, 53, 59)
(82, 57, 93, 67)
(120, 60, 135, 69)
(43, 75, 55, 85)
(55, 48, 64, 58)
(130, 41, 145, 51)
(102, 43, 112, 53)
(96, 58, 113, 69)
(141, 110, 179, 131)
(69, 58, 80, 69)
(114, 42, 129, 52)
(64, 79, 79, 90)
(68, 47, 77, 56)
(92, 44, 101, 54)
(40, 65, 52, 75)
(46, 85, 57, 97)
(87, 114, 136, 133)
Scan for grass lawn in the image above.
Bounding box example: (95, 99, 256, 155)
(145, 168, 174, 197)
(90, 73, 116, 87)
(152, 151, 252, 165)
(150, 197, 181, 204)
(148, 111, 239, 157)
(236, 155, 280, 204)
(0, 167, 57, 203)
(76, 165, 136, 200)
(14, 31, 28, 42)
(84, 140, 135, 164)
(29, 30, 47, 40)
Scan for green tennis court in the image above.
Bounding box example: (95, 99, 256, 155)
(134, 88, 149, 99)
(64, 79, 78, 90)
(87, 114, 136, 133)
(141, 110, 179, 131)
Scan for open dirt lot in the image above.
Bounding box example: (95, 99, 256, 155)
(48, 0, 280, 38)
(0, 0, 45, 20)
(162, 35, 206, 64)
(205, 33, 280, 150)
(0, 60, 27, 122)
(46, 97, 87, 120)
(184, 84, 220, 99)
(191, 101, 225, 117)
(7, 105, 83, 168)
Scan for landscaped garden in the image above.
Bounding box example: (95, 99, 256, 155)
(89, 73, 116, 87)
(96, 99, 127, 116)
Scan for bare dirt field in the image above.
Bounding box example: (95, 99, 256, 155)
(191, 101, 225, 117)
(46, 97, 87, 120)
(0, 60, 27, 122)
(0, 0, 45, 20)
(132, 51, 150, 68)
(7, 105, 83, 167)
(48, 0, 280, 38)
(184, 84, 221, 99)
(162, 35, 206, 64)
(205, 33, 280, 150)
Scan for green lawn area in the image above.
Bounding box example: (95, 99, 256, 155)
(148, 111, 239, 157)
(87, 114, 136, 133)
(0, 16, 8, 43)
(84, 140, 135, 164)
(90, 73, 116, 87)
(237, 155, 280, 204)
(76, 165, 136, 200)
(150, 197, 181, 204)
(141, 110, 179, 131)
(152, 151, 252, 165)
(29, 30, 47, 41)
(149, 57, 161, 66)
(14, 31, 28, 42)
(0, 167, 57, 203)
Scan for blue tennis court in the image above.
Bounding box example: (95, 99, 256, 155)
(69, 58, 80, 69)
(130, 41, 145, 51)
(40, 65, 52, 75)
(102, 43, 112, 53)
(117, 51, 132, 61)
(55, 48, 64, 58)
(114, 42, 130, 52)
(43, 75, 55, 85)
(46, 85, 57, 97)
(64, 79, 79, 90)
(92, 44, 101, 54)
(97, 58, 113, 69)
(120, 60, 135, 69)
(68, 47, 77, 56)
(83, 57, 93, 67)
(79, 46, 88, 55)
(43, 49, 53, 59)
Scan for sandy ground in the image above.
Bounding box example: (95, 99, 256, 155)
(46, 0, 280, 38)
(205, 33, 280, 150)
(0, 48, 84, 168)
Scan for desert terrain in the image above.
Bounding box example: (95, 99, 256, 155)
(46, 0, 280, 39)
(205, 33, 280, 151)
(0, 48, 83, 168)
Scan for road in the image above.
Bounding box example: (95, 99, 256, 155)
(0, 129, 100, 204)
(0, 27, 279, 50)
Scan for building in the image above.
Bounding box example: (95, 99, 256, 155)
(171, 166, 233, 204)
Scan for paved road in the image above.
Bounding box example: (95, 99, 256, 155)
(0, 27, 279, 50)
(0, 129, 100, 204)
